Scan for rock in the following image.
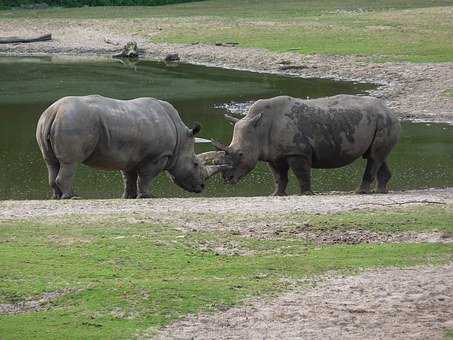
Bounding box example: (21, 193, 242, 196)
(112, 41, 139, 59)
(165, 53, 180, 62)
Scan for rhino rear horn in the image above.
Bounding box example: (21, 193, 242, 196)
(224, 114, 240, 125)
(211, 139, 229, 151)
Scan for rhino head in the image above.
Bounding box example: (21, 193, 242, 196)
(212, 113, 263, 184)
(167, 123, 206, 193)
(168, 123, 231, 193)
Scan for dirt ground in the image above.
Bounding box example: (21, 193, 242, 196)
(154, 264, 453, 340)
(0, 188, 451, 221)
(0, 19, 452, 123)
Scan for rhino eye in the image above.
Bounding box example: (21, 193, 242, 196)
(238, 152, 244, 158)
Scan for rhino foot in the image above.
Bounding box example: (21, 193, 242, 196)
(355, 188, 372, 195)
(376, 188, 389, 194)
(122, 192, 138, 199)
(300, 190, 314, 196)
(271, 191, 288, 197)
(137, 193, 154, 199)
(61, 193, 77, 199)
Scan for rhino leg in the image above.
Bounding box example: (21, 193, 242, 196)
(121, 170, 138, 199)
(356, 158, 382, 194)
(46, 162, 62, 199)
(55, 162, 77, 199)
(376, 161, 392, 194)
(288, 156, 313, 195)
(136, 158, 167, 199)
(268, 159, 289, 196)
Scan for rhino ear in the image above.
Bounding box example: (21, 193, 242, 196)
(191, 122, 201, 136)
(248, 113, 262, 128)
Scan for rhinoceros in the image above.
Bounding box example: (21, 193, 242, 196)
(36, 95, 224, 199)
(214, 94, 400, 195)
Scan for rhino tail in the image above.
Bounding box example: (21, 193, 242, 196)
(36, 103, 59, 165)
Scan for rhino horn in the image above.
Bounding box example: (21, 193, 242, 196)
(203, 164, 231, 179)
(197, 151, 225, 165)
(211, 139, 229, 152)
(224, 113, 240, 125)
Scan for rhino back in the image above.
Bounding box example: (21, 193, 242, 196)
(50, 95, 177, 170)
(262, 95, 397, 168)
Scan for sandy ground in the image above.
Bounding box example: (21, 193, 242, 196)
(0, 188, 451, 221)
(154, 264, 453, 340)
(0, 19, 452, 123)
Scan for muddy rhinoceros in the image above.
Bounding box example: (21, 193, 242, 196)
(36, 95, 224, 199)
(214, 94, 401, 195)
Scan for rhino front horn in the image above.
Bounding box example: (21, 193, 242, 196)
(203, 165, 232, 179)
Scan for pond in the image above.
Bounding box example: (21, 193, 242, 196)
(0, 56, 452, 200)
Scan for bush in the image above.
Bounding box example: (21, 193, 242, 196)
(1, 0, 205, 8)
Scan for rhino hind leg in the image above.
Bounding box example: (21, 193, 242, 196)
(357, 159, 379, 194)
(376, 161, 391, 194)
(268, 159, 289, 196)
(46, 162, 62, 199)
(55, 162, 77, 199)
(288, 156, 314, 195)
(121, 170, 138, 199)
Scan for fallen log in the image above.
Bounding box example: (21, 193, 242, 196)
(0, 33, 52, 44)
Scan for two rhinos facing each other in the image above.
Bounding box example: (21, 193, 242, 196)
(36, 95, 229, 199)
(36, 94, 400, 199)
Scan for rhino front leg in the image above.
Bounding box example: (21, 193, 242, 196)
(268, 159, 289, 196)
(55, 162, 77, 199)
(136, 158, 167, 199)
(121, 170, 138, 199)
(288, 156, 313, 195)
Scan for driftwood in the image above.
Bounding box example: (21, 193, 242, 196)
(112, 41, 139, 59)
(0, 33, 52, 44)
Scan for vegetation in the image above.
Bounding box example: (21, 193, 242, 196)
(1, 0, 204, 9)
(1, 205, 452, 338)
(1, 0, 452, 62)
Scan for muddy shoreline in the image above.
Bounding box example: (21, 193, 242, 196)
(0, 19, 452, 124)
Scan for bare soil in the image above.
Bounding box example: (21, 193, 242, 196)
(0, 19, 452, 123)
(154, 264, 453, 340)
(0, 188, 450, 221)
(0, 288, 82, 315)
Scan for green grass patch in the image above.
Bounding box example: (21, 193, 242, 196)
(1, 0, 453, 61)
(0, 215, 452, 338)
(444, 89, 453, 97)
(304, 204, 453, 233)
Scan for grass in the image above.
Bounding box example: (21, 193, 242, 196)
(1, 0, 453, 62)
(1, 205, 452, 338)
(444, 89, 453, 97)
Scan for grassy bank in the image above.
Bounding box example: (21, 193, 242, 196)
(1, 205, 452, 338)
(1, 0, 453, 61)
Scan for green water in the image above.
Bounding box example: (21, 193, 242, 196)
(0, 56, 451, 199)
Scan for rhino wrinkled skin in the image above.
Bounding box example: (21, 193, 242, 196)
(36, 95, 206, 199)
(219, 94, 401, 195)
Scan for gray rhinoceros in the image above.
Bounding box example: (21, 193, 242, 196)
(214, 94, 401, 195)
(36, 95, 224, 199)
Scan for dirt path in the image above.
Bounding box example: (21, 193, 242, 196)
(0, 188, 451, 221)
(154, 264, 453, 340)
(0, 19, 452, 123)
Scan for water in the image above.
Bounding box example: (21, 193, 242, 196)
(0, 56, 451, 199)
